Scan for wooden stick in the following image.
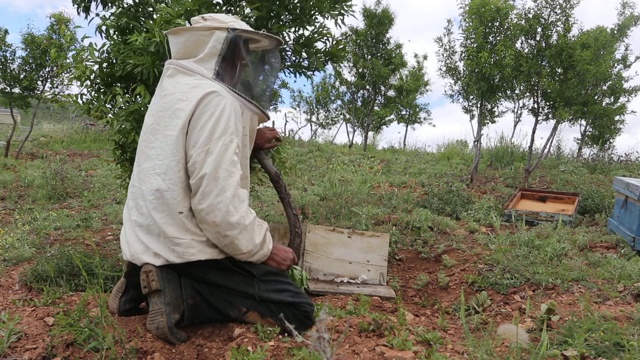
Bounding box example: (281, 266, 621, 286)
(253, 150, 303, 260)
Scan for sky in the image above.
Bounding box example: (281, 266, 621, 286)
(1, 0, 639, 154)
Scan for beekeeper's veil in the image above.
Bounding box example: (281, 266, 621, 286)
(165, 14, 283, 117)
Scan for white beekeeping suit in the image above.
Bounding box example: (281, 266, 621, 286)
(120, 14, 283, 266)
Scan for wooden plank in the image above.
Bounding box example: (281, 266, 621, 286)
(302, 224, 390, 285)
(307, 280, 396, 299)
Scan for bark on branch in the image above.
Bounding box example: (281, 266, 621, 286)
(253, 151, 303, 260)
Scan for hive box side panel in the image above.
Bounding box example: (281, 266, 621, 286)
(303, 225, 390, 285)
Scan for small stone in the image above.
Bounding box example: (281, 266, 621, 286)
(371, 296, 383, 307)
(383, 349, 415, 360)
(405, 312, 415, 323)
(513, 295, 522, 302)
(44, 317, 55, 326)
(152, 353, 166, 360)
(232, 328, 245, 338)
(352, 335, 363, 344)
(618, 285, 625, 292)
(376, 338, 388, 346)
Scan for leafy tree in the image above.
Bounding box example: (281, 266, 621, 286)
(71, 0, 353, 182)
(336, 0, 407, 151)
(570, 1, 640, 157)
(0, 27, 28, 158)
(0, 13, 79, 159)
(290, 73, 342, 141)
(13, 13, 81, 159)
(435, 0, 516, 184)
(394, 53, 432, 150)
(518, 0, 579, 186)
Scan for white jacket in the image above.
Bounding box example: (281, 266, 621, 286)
(120, 17, 274, 266)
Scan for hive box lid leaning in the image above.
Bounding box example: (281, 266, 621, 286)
(269, 223, 396, 299)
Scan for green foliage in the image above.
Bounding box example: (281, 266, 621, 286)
(394, 53, 432, 150)
(553, 308, 640, 358)
(6, 12, 82, 159)
(0, 311, 23, 357)
(473, 225, 640, 294)
(21, 245, 121, 293)
(252, 322, 280, 342)
(71, 0, 353, 183)
(484, 134, 527, 170)
(229, 345, 269, 360)
(435, 0, 517, 183)
(420, 182, 473, 220)
(569, 1, 640, 156)
(289, 73, 343, 141)
(575, 186, 614, 217)
(336, 0, 408, 151)
(287, 265, 310, 290)
(288, 347, 325, 360)
(53, 292, 135, 357)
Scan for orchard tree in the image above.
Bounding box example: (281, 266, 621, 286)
(0, 13, 79, 159)
(571, 2, 640, 156)
(290, 73, 342, 141)
(518, 0, 580, 186)
(336, 0, 407, 151)
(394, 53, 432, 150)
(14, 12, 81, 159)
(72, 0, 353, 182)
(435, 0, 516, 184)
(0, 27, 28, 158)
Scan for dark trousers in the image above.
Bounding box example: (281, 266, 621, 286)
(165, 258, 315, 333)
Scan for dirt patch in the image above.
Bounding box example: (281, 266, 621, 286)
(2, 248, 639, 359)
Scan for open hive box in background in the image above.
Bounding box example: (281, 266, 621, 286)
(504, 188, 581, 226)
(270, 223, 396, 299)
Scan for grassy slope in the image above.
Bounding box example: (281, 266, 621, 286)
(2, 123, 640, 359)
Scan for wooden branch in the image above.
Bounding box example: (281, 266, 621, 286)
(253, 151, 303, 260)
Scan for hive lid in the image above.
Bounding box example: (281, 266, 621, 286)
(613, 177, 640, 200)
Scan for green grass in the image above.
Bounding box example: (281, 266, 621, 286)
(0, 311, 23, 357)
(3, 121, 640, 358)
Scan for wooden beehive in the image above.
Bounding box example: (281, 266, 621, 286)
(608, 177, 640, 250)
(504, 188, 581, 226)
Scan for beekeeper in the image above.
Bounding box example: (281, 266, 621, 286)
(107, 14, 315, 345)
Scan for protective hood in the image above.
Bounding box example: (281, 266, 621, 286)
(165, 14, 283, 119)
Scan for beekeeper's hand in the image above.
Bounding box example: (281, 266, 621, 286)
(254, 127, 282, 151)
(263, 244, 298, 271)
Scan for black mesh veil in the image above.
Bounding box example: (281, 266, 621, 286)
(215, 31, 281, 113)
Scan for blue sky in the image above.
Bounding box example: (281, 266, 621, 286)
(2, 0, 639, 152)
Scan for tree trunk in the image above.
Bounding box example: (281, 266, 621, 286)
(524, 96, 541, 184)
(402, 123, 409, 150)
(331, 121, 343, 144)
(345, 121, 354, 149)
(15, 98, 42, 160)
(253, 151, 303, 261)
(362, 126, 370, 152)
(469, 109, 484, 185)
(543, 129, 556, 159)
(523, 121, 559, 187)
(576, 121, 588, 158)
(3, 104, 18, 159)
(510, 100, 522, 144)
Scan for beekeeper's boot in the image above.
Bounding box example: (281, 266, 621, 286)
(108, 262, 147, 316)
(140, 264, 188, 345)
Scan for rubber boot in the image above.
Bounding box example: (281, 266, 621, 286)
(140, 264, 189, 345)
(108, 262, 147, 316)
